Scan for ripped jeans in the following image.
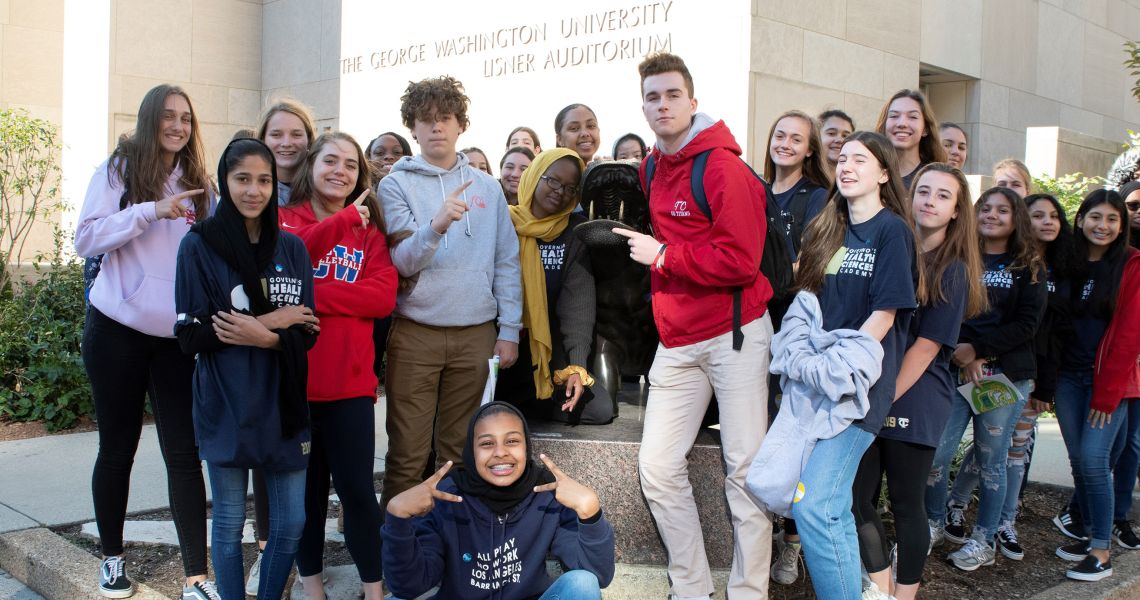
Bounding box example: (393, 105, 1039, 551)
(948, 398, 1040, 525)
(926, 377, 1032, 542)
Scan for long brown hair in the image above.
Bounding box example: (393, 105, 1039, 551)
(874, 89, 947, 166)
(762, 110, 832, 188)
(975, 186, 1045, 283)
(288, 131, 387, 234)
(796, 131, 924, 298)
(910, 163, 988, 318)
(110, 84, 212, 218)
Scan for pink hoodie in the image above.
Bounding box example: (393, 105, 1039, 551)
(75, 159, 214, 338)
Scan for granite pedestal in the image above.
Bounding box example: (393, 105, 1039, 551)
(528, 380, 734, 568)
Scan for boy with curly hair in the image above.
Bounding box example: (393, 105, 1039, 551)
(378, 76, 523, 508)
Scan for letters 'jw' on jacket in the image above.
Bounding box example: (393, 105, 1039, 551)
(639, 114, 772, 348)
(746, 291, 883, 517)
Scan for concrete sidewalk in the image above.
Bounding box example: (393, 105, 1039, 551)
(0, 399, 388, 534)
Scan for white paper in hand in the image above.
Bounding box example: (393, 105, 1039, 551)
(480, 355, 500, 405)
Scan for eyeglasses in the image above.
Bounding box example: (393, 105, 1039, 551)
(1127, 201, 1140, 211)
(539, 175, 579, 197)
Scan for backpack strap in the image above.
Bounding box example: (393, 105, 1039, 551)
(644, 153, 656, 201)
(689, 148, 743, 350)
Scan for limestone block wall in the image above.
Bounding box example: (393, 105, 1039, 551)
(748, 0, 1140, 180)
(261, 0, 341, 134)
(108, 0, 265, 167)
(0, 0, 64, 264)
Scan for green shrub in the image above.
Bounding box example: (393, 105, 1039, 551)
(1032, 172, 1102, 219)
(0, 233, 91, 431)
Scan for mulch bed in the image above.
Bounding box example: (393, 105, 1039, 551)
(51, 481, 1102, 599)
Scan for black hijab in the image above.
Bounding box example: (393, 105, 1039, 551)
(451, 402, 555, 515)
(191, 138, 310, 438)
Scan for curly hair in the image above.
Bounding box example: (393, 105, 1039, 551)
(974, 186, 1045, 284)
(399, 76, 470, 131)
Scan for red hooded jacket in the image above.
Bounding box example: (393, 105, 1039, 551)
(279, 201, 397, 401)
(639, 118, 772, 348)
(1092, 248, 1140, 413)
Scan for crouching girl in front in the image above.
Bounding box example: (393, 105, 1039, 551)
(382, 402, 615, 599)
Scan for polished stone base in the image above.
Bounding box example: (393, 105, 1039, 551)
(528, 380, 733, 568)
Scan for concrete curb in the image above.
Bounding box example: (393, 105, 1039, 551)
(0, 528, 166, 600)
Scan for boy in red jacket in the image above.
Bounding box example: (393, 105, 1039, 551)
(615, 52, 774, 600)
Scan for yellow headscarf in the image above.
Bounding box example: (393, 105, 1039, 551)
(508, 149, 586, 399)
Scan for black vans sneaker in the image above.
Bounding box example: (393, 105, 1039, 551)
(1113, 520, 1140, 550)
(1056, 540, 1091, 562)
(98, 556, 135, 598)
(1053, 508, 1089, 540)
(996, 524, 1025, 560)
(943, 501, 969, 544)
(1066, 555, 1113, 582)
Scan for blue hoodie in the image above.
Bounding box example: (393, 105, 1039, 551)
(378, 152, 523, 342)
(381, 478, 615, 600)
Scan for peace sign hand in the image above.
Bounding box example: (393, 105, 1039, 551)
(532, 454, 600, 520)
(386, 461, 463, 519)
(351, 189, 371, 227)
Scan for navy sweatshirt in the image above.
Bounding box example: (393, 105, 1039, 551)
(174, 231, 315, 470)
(381, 478, 615, 600)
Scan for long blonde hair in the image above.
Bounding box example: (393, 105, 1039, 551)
(795, 131, 926, 301)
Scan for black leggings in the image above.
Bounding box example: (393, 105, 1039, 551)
(852, 437, 935, 586)
(296, 397, 383, 582)
(83, 307, 208, 577)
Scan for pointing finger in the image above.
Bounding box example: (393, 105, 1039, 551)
(611, 227, 637, 238)
(427, 461, 453, 486)
(352, 189, 369, 206)
(539, 454, 564, 478)
(451, 180, 474, 195)
(533, 482, 558, 493)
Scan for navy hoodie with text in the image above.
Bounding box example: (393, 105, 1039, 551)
(381, 478, 615, 600)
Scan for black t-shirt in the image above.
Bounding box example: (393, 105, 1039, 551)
(959, 253, 1014, 344)
(880, 262, 968, 447)
(1064, 260, 1109, 370)
(900, 162, 929, 192)
(773, 177, 829, 260)
(538, 227, 571, 319)
(818, 208, 917, 436)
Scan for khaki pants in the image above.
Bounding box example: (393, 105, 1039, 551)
(639, 314, 773, 599)
(381, 318, 497, 507)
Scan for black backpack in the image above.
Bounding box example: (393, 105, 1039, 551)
(644, 148, 795, 350)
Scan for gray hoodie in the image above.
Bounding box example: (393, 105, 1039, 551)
(378, 152, 522, 342)
(746, 291, 884, 517)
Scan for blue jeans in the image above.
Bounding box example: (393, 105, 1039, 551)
(538, 570, 602, 600)
(207, 463, 306, 600)
(946, 380, 1035, 526)
(791, 426, 875, 600)
(1111, 398, 1140, 521)
(1055, 370, 1127, 550)
(926, 378, 1030, 541)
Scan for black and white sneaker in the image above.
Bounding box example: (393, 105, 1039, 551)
(996, 523, 1025, 560)
(98, 556, 135, 598)
(1066, 555, 1113, 582)
(1113, 520, 1140, 550)
(1053, 508, 1089, 541)
(1056, 540, 1091, 562)
(943, 501, 969, 544)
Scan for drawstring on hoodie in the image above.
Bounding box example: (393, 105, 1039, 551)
(436, 168, 472, 249)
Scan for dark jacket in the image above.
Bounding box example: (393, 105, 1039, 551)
(381, 478, 615, 600)
(1032, 276, 1072, 404)
(962, 264, 1048, 382)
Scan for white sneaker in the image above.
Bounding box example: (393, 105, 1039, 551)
(948, 538, 996, 571)
(928, 521, 944, 555)
(861, 581, 890, 600)
(245, 551, 262, 596)
(770, 538, 802, 585)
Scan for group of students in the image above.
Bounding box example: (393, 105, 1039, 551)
(73, 49, 1140, 600)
